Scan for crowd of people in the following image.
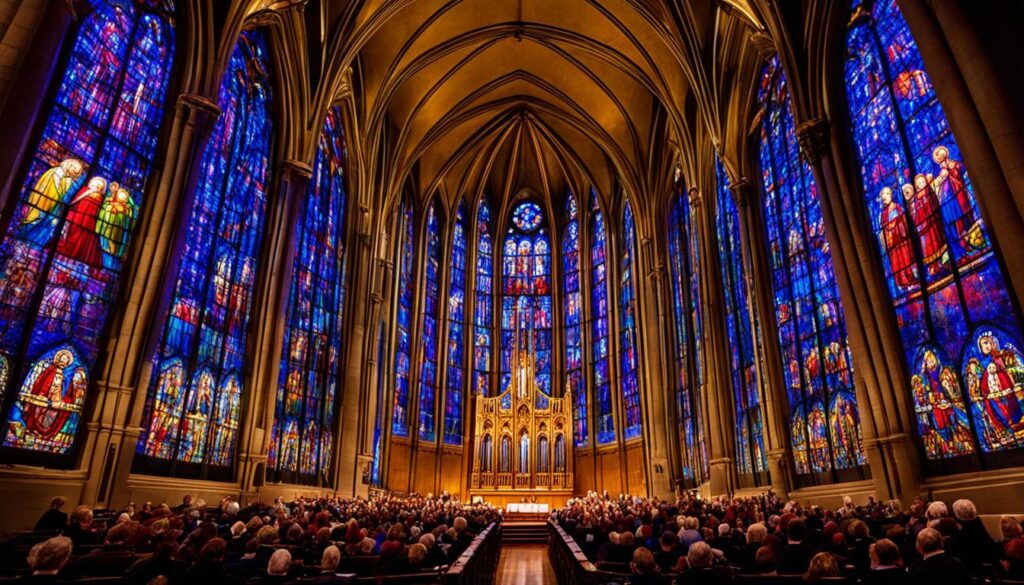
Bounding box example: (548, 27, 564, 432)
(8, 492, 501, 584)
(553, 490, 1024, 584)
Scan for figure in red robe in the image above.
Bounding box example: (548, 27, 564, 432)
(20, 350, 76, 440)
(932, 146, 985, 252)
(905, 176, 949, 278)
(878, 187, 917, 289)
(56, 177, 108, 268)
(977, 334, 1024, 434)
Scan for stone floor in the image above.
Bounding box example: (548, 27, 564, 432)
(495, 544, 558, 584)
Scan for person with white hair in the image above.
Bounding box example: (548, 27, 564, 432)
(265, 548, 293, 583)
(420, 532, 446, 568)
(951, 498, 1000, 571)
(683, 541, 716, 581)
(925, 501, 948, 527)
(302, 544, 340, 584)
(27, 536, 73, 577)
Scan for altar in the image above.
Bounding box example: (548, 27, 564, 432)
(469, 339, 574, 509)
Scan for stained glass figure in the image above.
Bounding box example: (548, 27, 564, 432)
(757, 56, 867, 478)
(418, 201, 442, 442)
(134, 29, 271, 472)
(391, 205, 414, 437)
(443, 200, 468, 445)
(562, 193, 587, 446)
(589, 190, 615, 445)
(0, 0, 175, 458)
(619, 202, 642, 440)
(716, 159, 768, 480)
(473, 202, 493, 397)
(266, 106, 348, 484)
(667, 174, 709, 486)
(501, 202, 552, 398)
(845, 0, 1024, 460)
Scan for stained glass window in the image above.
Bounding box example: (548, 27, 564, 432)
(473, 201, 493, 396)
(589, 190, 615, 445)
(266, 106, 348, 484)
(562, 193, 587, 446)
(134, 29, 271, 473)
(619, 202, 642, 440)
(0, 0, 175, 459)
(501, 202, 552, 399)
(757, 56, 867, 479)
(845, 0, 1024, 462)
(391, 205, 414, 437)
(667, 175, 709, 486)
(417, 201, 442, 442)
(716, 159, 768, 481)
(443, 200, 468, 445)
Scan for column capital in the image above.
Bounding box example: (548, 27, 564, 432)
(796, 118, 832, 165)
(176, 92, 221, 117)
(729, 178, 752, 208)
(749, 32, 777, 62)
(279, 159, 314, 180)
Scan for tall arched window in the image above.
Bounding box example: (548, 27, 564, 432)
(391, 204, 414, 437)
(0, 0, 175, 461)
(562, 193, 586, 446)
(589, 190, 615, 445)
(443, 200, 467, 445)
(473, 201, 493, 396)
(668, 175, 709, 486)
(845, 0, 1024, 464)
(266, 106, 348, 485)
(134, 30, 272, 475)
(716, 158, 768, 483)
(758, 56, 867, 482)
(619, 201, 642, 440)
(501, 201, 552, 397)
(417, 201, 442, 442)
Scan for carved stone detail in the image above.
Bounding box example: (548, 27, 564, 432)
(749, 32, 777, 62)
(796, 118, 831, 165)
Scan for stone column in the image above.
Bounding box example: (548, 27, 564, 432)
(731, 179, 792, 498)
(334, 204, 379, 497)
(690, 186, 736, 496)
(900, 0, 1024, 313)
(651, 247, 686, 493)
(638, 244, 675, 499)
(795, 117, 921, 501)
(240, 159, 312, 496)
(100, 92, 222, 507)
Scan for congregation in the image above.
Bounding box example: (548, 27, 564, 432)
(6, 493, 501, 584)
(552, 491, 1024, 584)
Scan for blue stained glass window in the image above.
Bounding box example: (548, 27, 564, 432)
(501, 202, 552, 400)
(0, 0, 175, 458)
(619, 202, 642, 440)
(845, 0, 1024, 460)
(758, 56, 867, 477)
(562, 193, 587, 446)
(266, 106, 348, 483)
(667, 176, 709, 485)
(716, 159, 768, 479)
(134, 29, 270, 470)
(512, 202, 543, 232)
(589, 190, 615, 444)
(473, 202, 492, 397)
(391, 205, 414, 437)
(443, 200, 468, 445)
(418, 201, 442, 441)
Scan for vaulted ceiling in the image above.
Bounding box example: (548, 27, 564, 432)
(314, 0, 769, 221)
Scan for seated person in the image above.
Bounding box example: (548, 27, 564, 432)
(420, 533, 447, 568)
(25, 536, 73, 584)
(679, 542, 729, 585)
(908, 527, 969, 585)
(63, 505, 100, 547)
(654, 531, 682, 574)
(304, 545, 345, 584)
(34, 497, 68, 532)
(779, 518, 815, 575)
(754, 545, 778, 576)
(261, 548, 293, 584)
(804, 552, 840, 583)
(866, 539, 908, 585)
(62, 520, 138, 578)
(629, 547, 664, 585)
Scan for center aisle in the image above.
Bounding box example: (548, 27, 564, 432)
(495, 544, 558, 585)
